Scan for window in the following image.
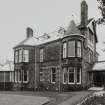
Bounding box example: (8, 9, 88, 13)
(40, 69, 44, 81)
(68, 67, 75, 84)
(88, 50, 93, 63)
(15, 51, 18, 63)
(77, 68, 81, 84)
(23, 50, 29, 62)
(63, 68, 66, 84)
(23, 70, 29, 83)
(40, 49, 44, 62)
(5, 72, 10, 82)
(51, 68, 56, 83)
(77, 41, 82, 57)
(63, 43, 67, 58)
(19, 50, 22, 62)
(68, 41, 75, 57)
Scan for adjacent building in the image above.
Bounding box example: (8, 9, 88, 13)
(13, 0, 98, 91)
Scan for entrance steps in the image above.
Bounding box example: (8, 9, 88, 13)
(88, 87, 104, 91)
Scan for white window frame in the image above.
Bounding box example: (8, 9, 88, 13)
(63, 42, 67, 58)
(63, 68, 66, 84)
(23, 50, 29, 62)
(40, 48, 44, 62)
(77, 41, 82, 57)
(77, 68, 81, 84)
(68, 40, 75, 57)
(68, 67, 75, 84)
(23, 70, 29, 83)
(51, 68, 56, 84)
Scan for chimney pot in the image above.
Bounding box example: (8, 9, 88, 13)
(27, 27, 33, 38)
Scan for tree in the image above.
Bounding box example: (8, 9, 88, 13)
(97, 0, 105, 24)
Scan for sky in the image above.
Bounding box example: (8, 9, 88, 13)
(0, 0, 104, 63)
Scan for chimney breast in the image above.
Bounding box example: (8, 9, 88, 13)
(27, 27, 33, 38)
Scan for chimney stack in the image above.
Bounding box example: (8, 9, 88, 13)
(81, 0, 88, 27)
(26, 27, 33, 38)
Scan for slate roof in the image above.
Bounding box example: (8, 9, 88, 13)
(65, 20, 81, 35)
(14, 19, 96, 48)
(93, 61, 105, 71)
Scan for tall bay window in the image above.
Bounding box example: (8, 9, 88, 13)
(51, 68, 56, 83)
(63, 43, 67, 58)
(77, 41, 82, 57)
(23, 50, 29, 62)
(68, 41, 75, 57)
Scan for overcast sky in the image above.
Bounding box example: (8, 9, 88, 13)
(0, 0, 104, 63)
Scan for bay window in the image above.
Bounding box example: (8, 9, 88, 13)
(68, 41, 75, 57)
(63, 43, 67, 58)
(23, 70, 29, 83)
(68, 67, 81, 84)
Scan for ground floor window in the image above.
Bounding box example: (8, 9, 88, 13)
(14, 70, 29, 83)
(68, 67, 75, 84)
(51, 68, 56, 83)
(63, 67, 82, 84)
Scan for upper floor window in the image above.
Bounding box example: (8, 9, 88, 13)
(63, 42, 67, 58)
(68, 41, 75, 57)
(77, 41, 82, 57)
(19, 49, 22, 62)
(23, 50, 29, 62)
(15, 51, 18, 63)
(40, 48, 44, 62)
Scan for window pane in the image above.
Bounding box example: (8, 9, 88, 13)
(0, 72, 4, 82)
(63, 68, 66, 83)
(40, 49, 44, 62)
(68, 41, 75, 57)
(68, 67, 75, 83)
(15, 51, 18, 63)
(63, 43, 67, 58)
(77, 68, 81, 83)
(23, 50, 29, 62)
(23, 70, 28, 82)
(77, 41, 82, 57)
(51, 68, 56, 83)
(19, 50, 22, 62)
(5, 72, 10, 82)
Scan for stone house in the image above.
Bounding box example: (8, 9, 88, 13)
(13, 0, 98, 91)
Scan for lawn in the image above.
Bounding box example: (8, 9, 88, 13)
(0, 91, 92, 105)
